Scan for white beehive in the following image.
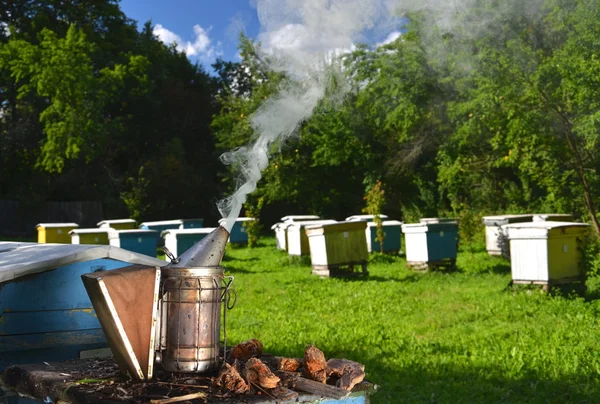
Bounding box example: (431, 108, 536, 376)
(504, 221, 589, 287)
(482, 214, 534, 256)
(286, 220, 337, 256)
(271, 222, 293, 251)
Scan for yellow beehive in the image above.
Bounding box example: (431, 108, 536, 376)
(36, 223, 79, 244)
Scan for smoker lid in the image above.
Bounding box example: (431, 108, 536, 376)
(0, 242, 166, 283)
(36, 223, 79, 229)
(160, 227, 217, 237)
(345, 214, 389, 221)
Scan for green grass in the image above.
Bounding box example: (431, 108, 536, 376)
(223, 238, 600, 403)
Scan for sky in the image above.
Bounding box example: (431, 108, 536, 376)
(119, 0, 260, 72)
(119, 0, 406, 74)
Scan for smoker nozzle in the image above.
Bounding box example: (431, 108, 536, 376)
(165, 225, 229, 268)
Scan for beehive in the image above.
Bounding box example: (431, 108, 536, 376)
(306, 221, 369, 277)
(0, 242, 165, 370)
(366, 220, 403, 253)
(504, 221, 589, 288)
(271, 222, 293, 250)
(402, 221, 459, 270)
(97, 219, 137, 230)
(70, 228, 115, 245)
(108, 229, 158, 257)
(36, 223, 79, 244)
(482, 214, 534, 256)
(286, 220, 337, 256)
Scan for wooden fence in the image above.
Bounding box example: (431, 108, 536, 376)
(0, 200, 104, 238)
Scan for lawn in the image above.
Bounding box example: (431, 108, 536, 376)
(223, 238, 600, 403)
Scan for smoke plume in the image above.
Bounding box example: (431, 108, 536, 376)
(217, 0, 547, 231)
(217, 0, 397, 231)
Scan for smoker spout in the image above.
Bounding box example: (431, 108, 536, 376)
(166, 226, 229, 267)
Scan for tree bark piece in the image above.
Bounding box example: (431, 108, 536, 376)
(269, 386, 299, 401)
(216, 362, 250, 394)
(230, 339, 263, 360)
(275, 357, 303, 372)
(149, 392, 206, 404)
(244, 358, 280, 389)
(303, 345, 327, 383)
(277, 371, 349, 400)
(326, 359, 365, 391)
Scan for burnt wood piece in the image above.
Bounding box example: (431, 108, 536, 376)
(216, 361, 250, 394)
(276, 371, 350, 400)
(230, 339, 264, 360)
(268, 386, 299, 401)
(275, 357, 303, 372)
(326, 359, 366, 390)
(303, 345, 327, 383)
(244, 358, 280, 389)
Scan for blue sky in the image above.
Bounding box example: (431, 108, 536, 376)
(119, 1, 407, 73)
(120, 0, 260, 71)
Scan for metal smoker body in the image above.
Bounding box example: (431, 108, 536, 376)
(157, 226, 234, 373)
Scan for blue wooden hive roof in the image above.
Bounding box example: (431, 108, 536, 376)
(0, 242, 166, 370)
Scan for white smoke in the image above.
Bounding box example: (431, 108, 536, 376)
(217, 0, 547, 231)
(217, 0, 398, 231)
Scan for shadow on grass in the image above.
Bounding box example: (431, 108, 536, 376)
(314, 349, 600, 404)
(222, 265, 256, 274)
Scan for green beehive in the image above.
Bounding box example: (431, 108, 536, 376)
(366, 220, 403, 253)
(97, 219, 136, 230)
(402, 221, 459, 270)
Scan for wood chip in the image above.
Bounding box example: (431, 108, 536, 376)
(269, 386, 298, 401)
(275, 357, 303, 372)
(244, 358, 280, 389)
(230, 339, 264, 360)
(149, 392, 207, 404)
(303, 345, 327, 383)
(216, 362, 250, 394)
(326, 358, 365, 391)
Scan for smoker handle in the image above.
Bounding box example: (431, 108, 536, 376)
(222, 276, 237, 309)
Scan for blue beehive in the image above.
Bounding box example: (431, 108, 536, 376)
(108, 229, 158, 257)
(161, 228, 216, 257)
(139, 219, 204, 247)
(402, 221, 459, 269)
(367, 220, 403, 253)
(0, 242, 166, 370)
(218, 218, 255, 244)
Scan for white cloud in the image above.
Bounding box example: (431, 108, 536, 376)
(376, 31, 402, 47)
(153, 23, 221, 60)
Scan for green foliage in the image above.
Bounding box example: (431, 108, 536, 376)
(224, 238, 600, 403)
(362, 180, 386, 252)
(243, 196, 264, 248)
